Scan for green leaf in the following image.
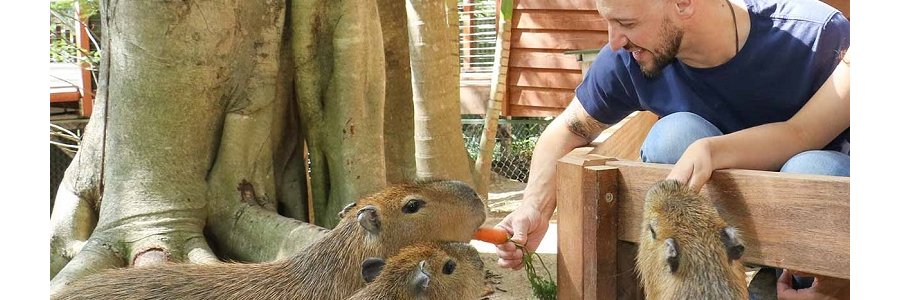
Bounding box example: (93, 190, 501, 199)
(500, 0, 513, 21)
(516, 243, 557, 300)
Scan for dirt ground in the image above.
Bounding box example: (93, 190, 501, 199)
(475, 176, 558, 300)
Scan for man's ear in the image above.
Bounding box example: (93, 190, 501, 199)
(674, 0, 695, 18)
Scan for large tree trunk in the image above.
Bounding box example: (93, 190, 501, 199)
(292, 0, 387, 229)
(378, 0, 417, 185)
(50, 0, 393, 295)
(407, 0, 475, 186)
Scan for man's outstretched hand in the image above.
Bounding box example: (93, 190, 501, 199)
(667, 139, 714, 192)
(776, 269, 849, 300)
(494, 203, 550, 270)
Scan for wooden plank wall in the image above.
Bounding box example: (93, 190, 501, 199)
(505, 0, 607, 117)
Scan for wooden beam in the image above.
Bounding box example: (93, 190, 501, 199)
(75, 1, 93, 117)
(507, 104, 564, 117)
(556, 152, 617, 299)
(509, 86, 574, 108)
(511, 31, 608, 50)
(588, 111, 658, 160)
(50, 90, 82, 103)
(607, 161, 850, 279)
(508, 49, 582, 70)
(516, 0, 597, 10)
(512, 10, 608, 31)
(508, 68, 583, 89)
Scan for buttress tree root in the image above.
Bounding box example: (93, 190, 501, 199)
(48, 0, 415, 296)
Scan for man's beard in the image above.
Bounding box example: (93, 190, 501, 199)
(636, 17, 683, 78)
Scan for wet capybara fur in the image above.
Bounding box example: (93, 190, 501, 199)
(349, 241, 485, 300)
(637, 180, 748, 300)
(53, 179, 486, 300)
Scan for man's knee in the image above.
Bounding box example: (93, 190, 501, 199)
(780, 150, 850, 176)
(641, 112, 723, 164)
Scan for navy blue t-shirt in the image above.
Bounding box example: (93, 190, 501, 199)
(575, 0, 850, 153)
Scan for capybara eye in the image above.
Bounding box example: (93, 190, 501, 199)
(648, 224, 656, 240)
(442, 260, 456, 275)
(402, 199, 425, 214)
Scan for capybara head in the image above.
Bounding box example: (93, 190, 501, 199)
(353, 242, 485, 300)
(637, 180, 748, 299)
(338, 179, 487, 247)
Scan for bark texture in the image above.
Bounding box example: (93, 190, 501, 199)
(378, 0, 417, 185)
(49, 0, 478, 297)
(407, 0, 475, 187)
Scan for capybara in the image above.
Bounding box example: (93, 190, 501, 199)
(54, 179, 486, 300)
(348, 241, 485, 300)
(636, 180, 748, 299)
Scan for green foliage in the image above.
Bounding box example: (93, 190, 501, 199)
(50, 0, 101, 68)
(50, 39, 78, 63)
(462, 119, 550, 182)
(504, 135, 538, 157)
(519, 243, 557, 300)
(500, 0, 513, 21)
(50, 0, 99, 20)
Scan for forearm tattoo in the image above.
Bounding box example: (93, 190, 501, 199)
(564, 109, 608, 142)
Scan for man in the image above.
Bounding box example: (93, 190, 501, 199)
(493, 0, 849, 298)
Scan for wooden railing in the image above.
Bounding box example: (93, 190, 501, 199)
(555, 114, 850, 299)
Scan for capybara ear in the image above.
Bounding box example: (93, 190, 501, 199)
(411, 260, 431, 294)
(665, 238, 680, 273)
(720, 226, 745, 261)
(356, 205, 381, 234)
(339, 202, 357, 219)
(361, 257, 385, 283)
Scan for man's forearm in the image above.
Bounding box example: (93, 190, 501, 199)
(707, 56, 849, 172)
(706, 122, 812, 172)
(523, 115, 605, 218)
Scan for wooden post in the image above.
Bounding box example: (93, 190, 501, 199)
(588, 111, 658, 160)
(75, 1, 93, 117)
(556, 150, 618, 299)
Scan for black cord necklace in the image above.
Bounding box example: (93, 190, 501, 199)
(726, 0, 738, 55)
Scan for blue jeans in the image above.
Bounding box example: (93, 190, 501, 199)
(640, 112, 849, 295)
(640, 112, 850, 176)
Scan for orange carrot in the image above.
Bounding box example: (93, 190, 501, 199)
(473, 227, 510, 244)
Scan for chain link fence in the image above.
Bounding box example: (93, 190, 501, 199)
(50, 122, 83, 214)
(462, 117, 552, 183)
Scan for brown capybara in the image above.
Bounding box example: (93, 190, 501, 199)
(53, 179, 486, 300)
(348, 241, 485, 300)
(636, 180, 748, 300)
